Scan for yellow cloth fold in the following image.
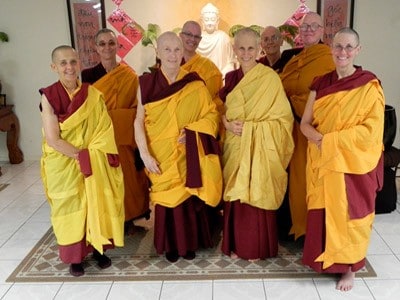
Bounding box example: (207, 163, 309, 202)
(92, 64, 138, 147)
(306, 80, 384, 269)
(223, 64, 294, 210)
(41, 86, 124, 253)
(280, 44, 335, 238)
(144, 69, 222, 208)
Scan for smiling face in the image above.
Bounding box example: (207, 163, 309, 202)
(180, 21, 202, 55)
(156, 32, 183, 72)
(234, 29, 259, 73)
(260, 26, 283, 56)
(95, 31, 118, 61)
(51, 47, 80, 86)
(331, 32, 360, 69)
(299, 13, 324, 47)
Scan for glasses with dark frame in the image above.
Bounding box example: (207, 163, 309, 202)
(97, 40, 117, 47)
(181, 31, 202, 41)
(299, 23, 323, 32)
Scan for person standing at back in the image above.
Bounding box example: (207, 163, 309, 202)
(179, 20, 223, 114)
(81, 29, 150, 235)
(280, 12, 335, 241)
(258, 26, 301, 73)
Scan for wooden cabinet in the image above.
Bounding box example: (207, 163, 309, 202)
(0, 105, 23, 175)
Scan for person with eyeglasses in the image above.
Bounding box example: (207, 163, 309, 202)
(134, 31, 222, 263)
(300, 27, 384, 292)
(39, 45, 125, 276)
(81, 28, 151, 236)
(179, 21, 223, 115)
(197, 3, 236, 76)
(280, 12, 335, 242)
(258, 26, 301, 73)
(220, 28, 294, 261)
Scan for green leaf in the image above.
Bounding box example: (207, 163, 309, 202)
(0, 32, 9, 42)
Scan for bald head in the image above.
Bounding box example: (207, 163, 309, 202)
(51, 45, 76, 62)
(157, 31, 183, 49)
(300, 12, 324, 47)
(182, 20, 201, 33)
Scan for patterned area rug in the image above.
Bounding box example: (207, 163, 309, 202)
(7, 223, 376, 282)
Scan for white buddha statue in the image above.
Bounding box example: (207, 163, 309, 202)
(197, 3, 236, 76)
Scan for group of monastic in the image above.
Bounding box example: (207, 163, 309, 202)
(39, 5, 385, 292)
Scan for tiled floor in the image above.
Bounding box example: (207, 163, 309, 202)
(0, 161, 399, 300)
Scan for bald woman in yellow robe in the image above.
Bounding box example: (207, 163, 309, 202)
(134, 32, 222, 262)
(300, 28, 384, 291)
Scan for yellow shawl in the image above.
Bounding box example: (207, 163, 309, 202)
(41, 86, 124, 253)
(307, 80, 384, 268)
(144, 70, 222, 208)
(223, 64, 294, 210)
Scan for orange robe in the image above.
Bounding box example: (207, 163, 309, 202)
(280, 44, 335, 239)
(302, 68, 384, 271)
(83, 63, 149, 222)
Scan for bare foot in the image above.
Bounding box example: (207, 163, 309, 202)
(336, 269, 355, 291)
(230, 252, 239, 259)
(248, 258, 260, 263)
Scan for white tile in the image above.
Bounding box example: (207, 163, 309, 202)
(3, 283, 61, 300)
(28, 202, 51, 223)
(0, 259, 20, 282)
(54, 283, 112, 300)
(108, 281, 162, 300)
(379, 234, 400, 255)
(263, 279, 319, 300)
(10, 221, 50, 240)
(368, 229, 393, 255)
(0, 238, 39, 260)
(365, 279, 400, 300)
(373, 213, 400, 235)
(0, 284, 12, 298)
(366, 254, 400, 279)
(160, 280, 212, 300)
(314, 278, 374, 299)
(213, 280, 266, 300)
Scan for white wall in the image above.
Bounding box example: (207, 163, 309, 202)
(0, 0, 398, 162)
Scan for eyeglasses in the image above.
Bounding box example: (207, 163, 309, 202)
(333, 44, 359, 53)
(97, 40, 117, 47)
(263, 35, 280, 43)
(181, 31, 202, 41)
(299, 23, 323, 32)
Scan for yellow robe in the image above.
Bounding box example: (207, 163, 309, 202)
(92, 64, 149, 221)
(280, 44, 335, 238)
(307, 79, 384, 269)
(41, 86, 124, 253)
(144, 69, 222, 208)
(223, 64, 294, 210)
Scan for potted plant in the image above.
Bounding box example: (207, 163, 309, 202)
(0, 32, 9, 43)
